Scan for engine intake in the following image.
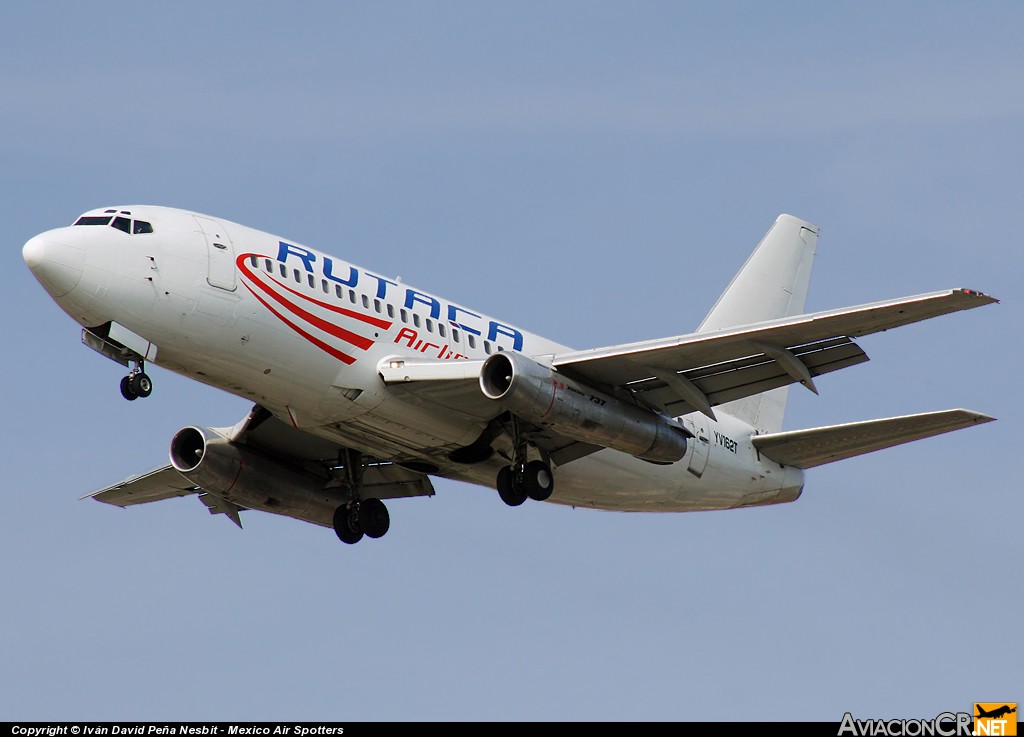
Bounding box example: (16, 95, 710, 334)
(480, 352, 687, 463)
(169, 426, 340, 526)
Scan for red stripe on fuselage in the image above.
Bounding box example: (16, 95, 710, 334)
(239, 261, 377, 351)
(242, 282, 357, 364)
(238, 255, 392, 330)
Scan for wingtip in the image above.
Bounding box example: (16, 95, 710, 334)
(959, 409, 997, 424)
(957, 288, 999, 304)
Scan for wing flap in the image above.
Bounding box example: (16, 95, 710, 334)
(360, 462, 436, 500)
(198, 492, 245, 528)
(631, 337, 869, 414)
(751, 409, 995, 469)
(85, 465, 198, 507)
(700, 340, 869, 406)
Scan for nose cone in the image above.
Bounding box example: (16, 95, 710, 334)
(23, 231, 85, 297)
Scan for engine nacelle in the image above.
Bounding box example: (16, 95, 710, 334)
(169, 426, 339, 527)
(479, 352, 688, 463)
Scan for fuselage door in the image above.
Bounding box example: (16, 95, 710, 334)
(194, 216, 236, 291)
(684, 414, 711, 478)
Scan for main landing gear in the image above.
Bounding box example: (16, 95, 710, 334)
(328, 448, 392, 545)
(497, 460, 554, 506)
(495, 417, 555, 507)
(332, 498, 390, 544)
(119, 360, 153, 401)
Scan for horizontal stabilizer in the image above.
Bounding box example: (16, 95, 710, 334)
(751, 409, 995, 469)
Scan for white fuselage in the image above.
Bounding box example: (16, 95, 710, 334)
(24, 205, 803, 512)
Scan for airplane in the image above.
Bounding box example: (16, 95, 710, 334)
(977, 705, 1017, 720)
(22, 207, 998, 544)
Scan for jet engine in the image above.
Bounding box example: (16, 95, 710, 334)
(479, 351, 688, 463)
(169, 426, 338, 526)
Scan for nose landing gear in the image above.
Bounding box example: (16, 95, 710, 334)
(120, 360, 153, 401)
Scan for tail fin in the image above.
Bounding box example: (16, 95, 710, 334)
(698, 214, 819, 432)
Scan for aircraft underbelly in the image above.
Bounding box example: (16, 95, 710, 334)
(549, 451, 749, 512)
(313, 405, 484, 460)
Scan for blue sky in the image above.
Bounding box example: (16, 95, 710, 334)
(3, 1, 1020, 721)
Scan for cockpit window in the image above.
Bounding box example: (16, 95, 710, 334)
(73, 214, 155, 234)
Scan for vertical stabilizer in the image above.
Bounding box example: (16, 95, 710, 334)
(698, 214, 818, 433)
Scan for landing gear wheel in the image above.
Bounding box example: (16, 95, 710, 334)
(522, 460, 554, 501)
(361, 498, 390, 539)
(333, 505, 364, 544)
(130, 372, 153, 398)
(120, 375, 138, 401)
(496, 466, 528, 507)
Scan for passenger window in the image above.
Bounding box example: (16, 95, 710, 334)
(468, 335, 476, 349)
(264, 259, 273, 271)
(484, 341, 492, 354)
(400, 309, 408, 323)
(322, 280, 329, 294)
(307, 274, 315, 288)
(280, 264, 287, 278)
(293, 269, 301, 283)
(111, 216, 131, 234)
(386, 304, 394, 318)
(335, 285, 343, 299)
(133, 220, 154, 234)
(438, 323, 446, 338)
(413, 314, 421, 328)
(249, 256, 258, 267)
(426, 319, 434, 333)
(452, 329, 460, 343)
(374, 299, 382, 313)
(349, 290, 356, 304)
(361, 295, 369, 308)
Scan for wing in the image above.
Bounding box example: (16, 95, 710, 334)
(85, 465, 247, 527)
(86, 405, 435, 527)
(375, 289, 995, 463)
(377, 356, 605, 465)
(86, 465, 198, 506)
(750, 409, 995, 469)
(553, 288, 997, 418)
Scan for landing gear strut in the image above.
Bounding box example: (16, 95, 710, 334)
(495, 417, 554, 507)
(120, 360, 153, 401)
(328, 449, 392, 544)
